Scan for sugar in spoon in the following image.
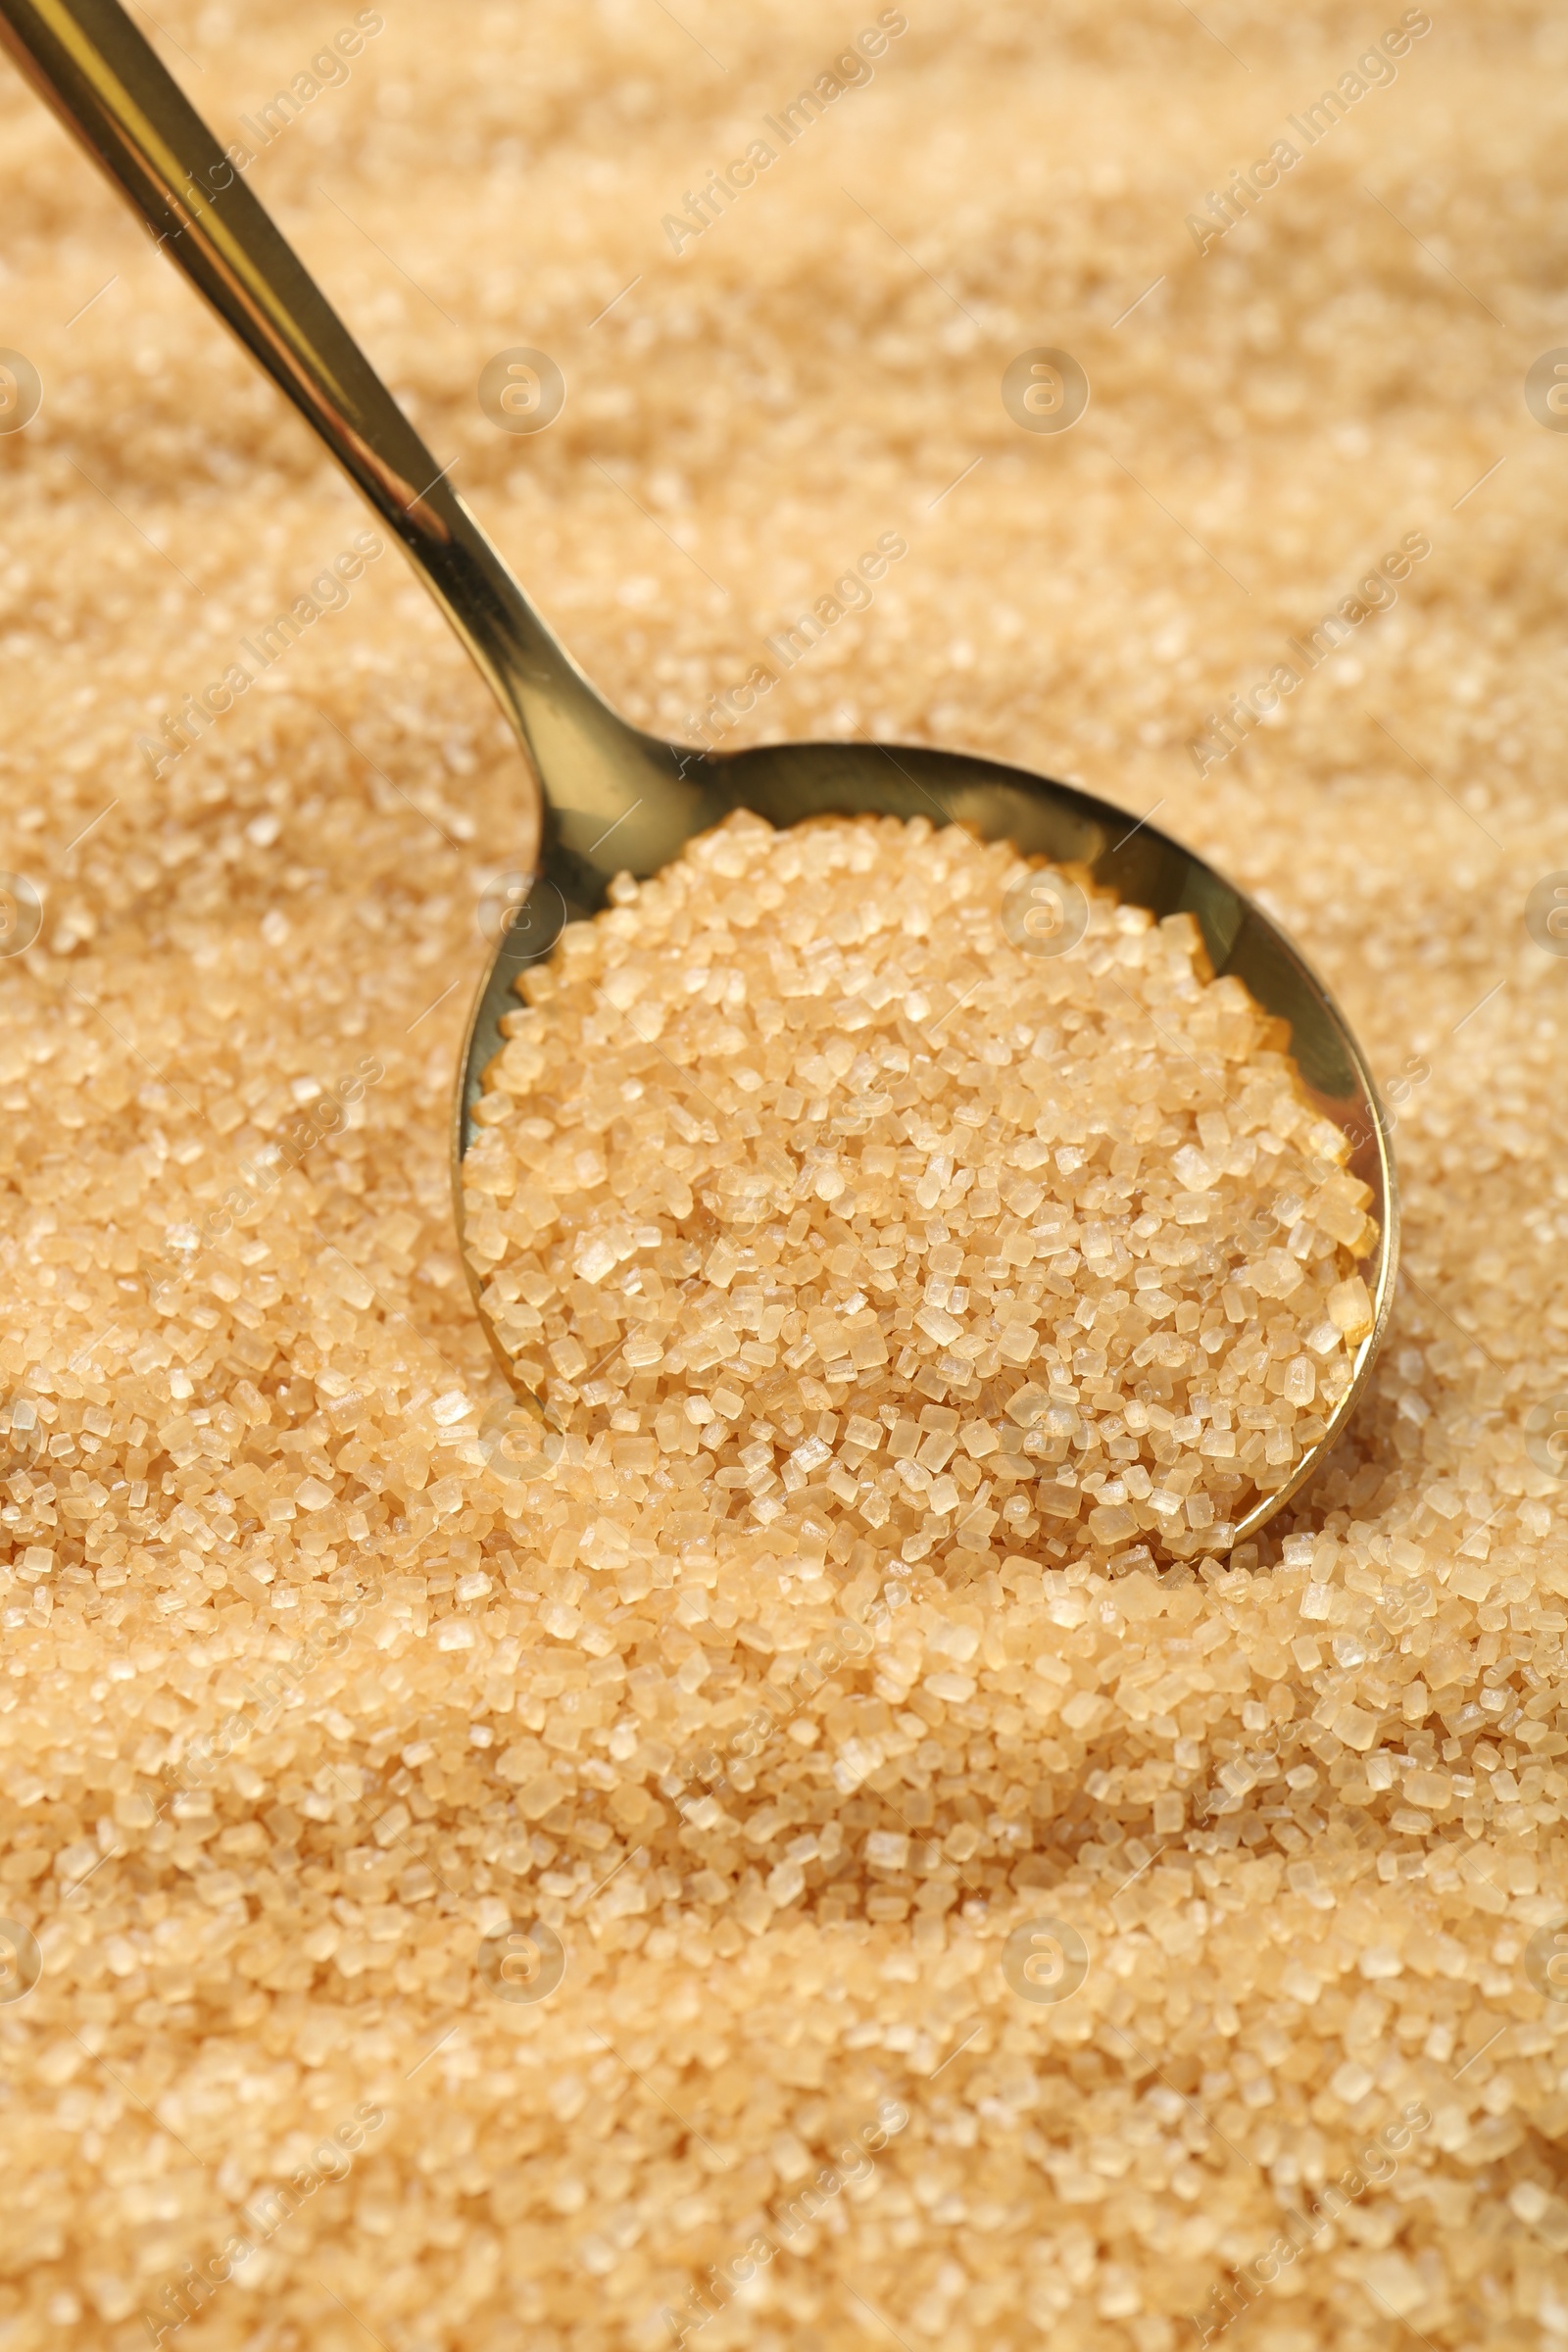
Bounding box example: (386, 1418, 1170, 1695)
(0, 0, 1397, 1547)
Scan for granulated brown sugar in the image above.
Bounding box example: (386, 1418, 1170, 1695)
(461, 810, 1377, 1565)
(1, 3, 1566, 2350)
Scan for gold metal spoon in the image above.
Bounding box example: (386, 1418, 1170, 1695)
(0, 0, 1397, 1547)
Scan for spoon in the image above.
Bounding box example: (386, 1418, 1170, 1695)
(1, 0, 1397, 1547)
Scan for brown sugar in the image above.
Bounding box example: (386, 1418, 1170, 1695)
(0, 0, 1564, 2346)
(463, 810, 1377, 1571)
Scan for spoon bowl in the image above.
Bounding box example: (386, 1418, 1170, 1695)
(1, 0, 1397, 1551)
(456, 728, 1397, 1544)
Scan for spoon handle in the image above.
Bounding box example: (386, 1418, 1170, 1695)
(0, 0, 642, 806)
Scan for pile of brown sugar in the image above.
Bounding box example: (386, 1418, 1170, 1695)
(463, 809, 1378, 1574)
(0, 0, 1565, 2348)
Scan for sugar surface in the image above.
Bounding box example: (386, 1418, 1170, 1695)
(0, 3, 1564, 2348)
